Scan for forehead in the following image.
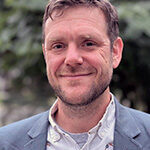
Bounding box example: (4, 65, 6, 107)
(44, 6, 108, 39)
(52, 5, 104, 19)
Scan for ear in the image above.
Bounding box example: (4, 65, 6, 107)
(112, 37, 123, 69)
(42, 44, 46, 59)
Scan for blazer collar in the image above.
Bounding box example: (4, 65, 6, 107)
(24, 111, 49, 150)
(114, 98, 142, 150)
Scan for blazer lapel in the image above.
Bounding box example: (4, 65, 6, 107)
(24, 111, 49, 150)
(114, 130, 141, 150)
(24, 133, 47, 150)
(114, 99, 142, 150)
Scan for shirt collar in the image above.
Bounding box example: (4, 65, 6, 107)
(49, 99, 59, 130)
(48, 93, 115, 136)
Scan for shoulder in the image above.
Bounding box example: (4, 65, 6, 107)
(116, 99, 150, 134)
(114, 100, 150, 149)
(125, 106, 150, 127)
(115, 97, 150, 123)
(0, 111, 49, 150)
(115, 96, 150, 132)
(0, 111, 49, 135)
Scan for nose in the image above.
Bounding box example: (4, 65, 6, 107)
(64, 44, 83, 67)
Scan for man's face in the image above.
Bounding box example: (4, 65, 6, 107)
(43, 6, 122, 106)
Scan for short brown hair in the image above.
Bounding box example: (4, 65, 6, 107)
(42, 0, 119, 44)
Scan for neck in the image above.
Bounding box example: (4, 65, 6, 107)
(55, 88, 111, 133)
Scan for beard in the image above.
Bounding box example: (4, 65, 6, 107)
(51, 69, 113, 108)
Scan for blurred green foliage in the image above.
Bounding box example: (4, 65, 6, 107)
(0, 0, 52, 108)
(0, 0, 150, 112)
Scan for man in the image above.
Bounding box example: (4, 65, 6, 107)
(0, 0, 150, 150)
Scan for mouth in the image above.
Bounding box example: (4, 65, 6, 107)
(59, 73, 94, 79)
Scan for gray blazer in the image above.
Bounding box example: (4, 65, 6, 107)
(0, 98, 150, 150)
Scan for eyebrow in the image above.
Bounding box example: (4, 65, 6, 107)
(77, 33, 104, 44)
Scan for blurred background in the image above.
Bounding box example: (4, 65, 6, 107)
(0, 0, 150, 127)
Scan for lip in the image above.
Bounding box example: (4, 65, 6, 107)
(59, 73, 94, 79)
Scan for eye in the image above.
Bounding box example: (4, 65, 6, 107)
(52, 43, 66, 50)
(82, 40, 96, 48)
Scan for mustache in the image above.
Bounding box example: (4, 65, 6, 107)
(57, 65, 96, 75)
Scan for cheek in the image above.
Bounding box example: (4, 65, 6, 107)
(84, 55, 101, 76)
(86, 51, 112, 74)
(86, 53, 105, 67)
(46, 54, 64, 77)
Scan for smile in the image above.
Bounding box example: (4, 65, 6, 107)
(59, 73, 94, 79)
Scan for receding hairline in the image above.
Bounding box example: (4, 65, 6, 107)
(50, 5, 106, 20)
